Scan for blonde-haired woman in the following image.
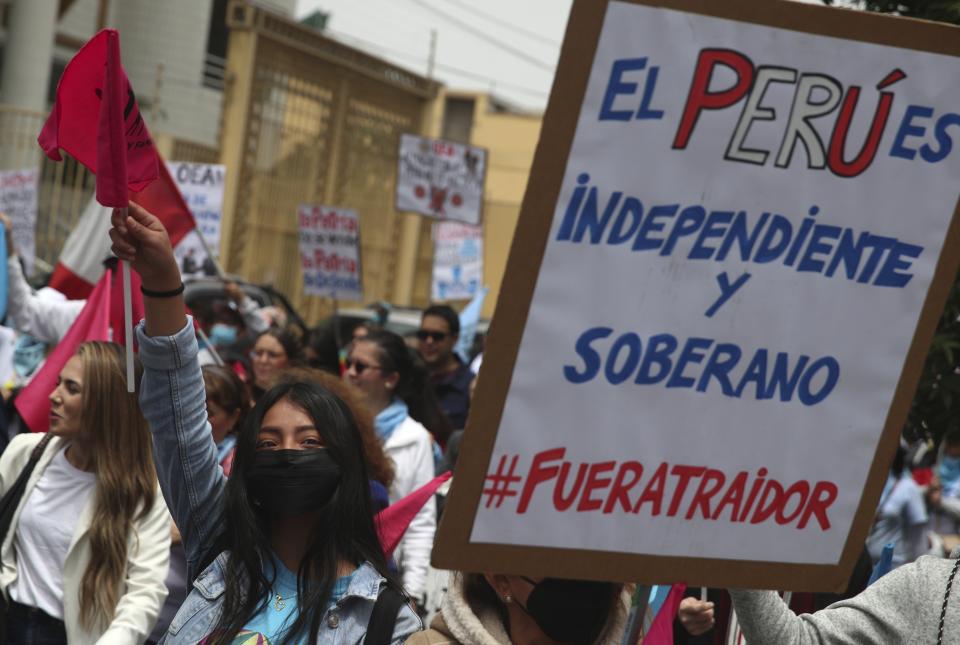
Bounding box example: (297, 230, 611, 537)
(0, 342, 171, 643)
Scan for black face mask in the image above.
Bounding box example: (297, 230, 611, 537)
(246, 449, 341, 515)
(515, 577, 616, 645)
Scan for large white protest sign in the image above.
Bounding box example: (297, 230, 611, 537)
(167, 162, 225, 276)
(434, 0, 960, 590)
(396, 134, 487, 225)
(0, 169, 38, 275)
(432, 221, 483, 301)
(297, 205, 362, 301)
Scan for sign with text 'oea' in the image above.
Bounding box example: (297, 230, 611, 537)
(433, 0, 960, 590)
(168, 162, 225, 276)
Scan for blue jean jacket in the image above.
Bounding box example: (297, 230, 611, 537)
(137, 319, 421, 643)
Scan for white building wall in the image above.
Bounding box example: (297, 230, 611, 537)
(107, 0, 221, 148)
(57, 0, 98, 43)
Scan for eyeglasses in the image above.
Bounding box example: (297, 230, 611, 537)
(250, 349, 285, 361)
(345, 358, 383, 375)
(416, 329, 449, 342)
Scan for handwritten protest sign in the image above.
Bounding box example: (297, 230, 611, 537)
(297, 204, 362, 301)
(396, 134, 487, 225)
(0, 169, 39, 276)
(432, 221, 483, 301)
(433, 0, 960, 591)
(168, 162, 225, 276)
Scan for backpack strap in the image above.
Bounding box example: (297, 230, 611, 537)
(0, 433, 54, 545)
(365, 585, 407, 645)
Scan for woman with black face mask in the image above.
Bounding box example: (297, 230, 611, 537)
(407, 572, 631, 645)
(110, 203, 421, 644)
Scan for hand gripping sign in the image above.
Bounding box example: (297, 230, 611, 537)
(432, 0, 960, 591)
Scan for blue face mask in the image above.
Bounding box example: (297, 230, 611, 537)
(209, 323, 239, 348)
(940, 454, 960, 491)
(13, 335, 45, 378)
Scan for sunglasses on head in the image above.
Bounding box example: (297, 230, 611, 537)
(345, 358, 383, 375)
(416, 329, 449, 342)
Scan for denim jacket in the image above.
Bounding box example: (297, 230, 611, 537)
(137, 319, 422, 643)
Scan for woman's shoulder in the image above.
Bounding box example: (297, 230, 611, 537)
(387, 416, 433, 447)
(0, 432, 57, 469)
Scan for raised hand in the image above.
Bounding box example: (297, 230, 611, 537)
(678, 596, 716, 636)
(109, 201, 179, 291)
(110, 201, 186, 337)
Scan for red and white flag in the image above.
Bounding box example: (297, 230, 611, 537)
(48, 161, 197, 299)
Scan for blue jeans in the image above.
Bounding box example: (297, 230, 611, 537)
(5, 600, 67, 645)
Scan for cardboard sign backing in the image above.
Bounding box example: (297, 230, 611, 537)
(432, 0, 960, 590)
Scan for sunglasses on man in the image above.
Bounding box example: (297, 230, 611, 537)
(416, 329, 449, 342)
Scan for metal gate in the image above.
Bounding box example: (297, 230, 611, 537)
(219, 1, 439, 323)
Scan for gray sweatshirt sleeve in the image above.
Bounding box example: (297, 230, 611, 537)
(729, 558, 935, 644)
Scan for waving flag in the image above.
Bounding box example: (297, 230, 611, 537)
(48, 161, 197, 299)
(376, 471, 452, 558)
(38, 29, 158, 198)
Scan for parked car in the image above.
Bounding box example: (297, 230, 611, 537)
(183, 275, 308, 334)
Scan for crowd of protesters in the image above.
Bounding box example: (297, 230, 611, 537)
(0, 203, 956, 643)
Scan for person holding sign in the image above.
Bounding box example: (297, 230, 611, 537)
(407, 573, 631, 645)
(728, 551, 960, 643)
(110, 202, 420, 643)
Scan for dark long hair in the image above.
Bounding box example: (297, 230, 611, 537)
(361, 330, 453, 445)
(207, 382, 401, 644)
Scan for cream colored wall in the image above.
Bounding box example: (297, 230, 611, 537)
(467, 95, 543, 320)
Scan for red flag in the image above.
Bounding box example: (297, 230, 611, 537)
(643, 584, 687, 645)
(375, 471, 452, 558)
(48, 161, 197, 299)
(15, 270, 112, 432)
(96, 29, 129, 207)
(38, 29, 158, 199)
(133, 161, 198, 245)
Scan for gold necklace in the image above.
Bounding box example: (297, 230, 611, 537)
(274, 593, 286, 611)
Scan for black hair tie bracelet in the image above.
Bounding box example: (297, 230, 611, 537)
(140, 283, 185, 298)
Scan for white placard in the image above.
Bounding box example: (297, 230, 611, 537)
(167, 162, 225, 277)
(432, 221, 483, 301)
(396, 133, 487, 225)
(0, 169, 38, 275)
(466, 3, 960, 568)
(297, 204, 362, 301)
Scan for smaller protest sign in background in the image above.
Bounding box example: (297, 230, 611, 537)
(396, 133, 487, 226)
(432, 221, 483, 301)
(168, 162, 225, 276)
(298, 204, 363, 302)
(0, 169, 38, 275)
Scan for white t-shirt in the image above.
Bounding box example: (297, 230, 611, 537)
(9, 445, 96, 619)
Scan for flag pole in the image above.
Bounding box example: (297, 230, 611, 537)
(121, 206, 135, 393)
(196, 326, 225, 366)
(192, 224, 228, 281)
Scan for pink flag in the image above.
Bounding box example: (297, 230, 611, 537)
(643, 583, 687, 645)
(38, 29, 158, 201)
(375, 472, 452, 558)
(15, 269, 112, 432)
